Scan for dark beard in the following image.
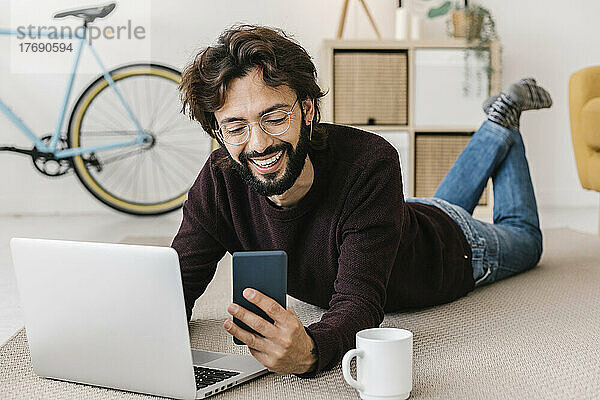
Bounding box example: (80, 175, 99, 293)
(228, 124, 311, 197)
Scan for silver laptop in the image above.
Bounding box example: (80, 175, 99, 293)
(10, 237, 268, 399)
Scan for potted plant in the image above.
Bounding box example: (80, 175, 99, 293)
(424, 0, 495, 40)
(451, 1, 481, 39)
(421, 0, 501, 95)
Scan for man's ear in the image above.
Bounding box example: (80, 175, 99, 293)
(301, 98, 315, 125)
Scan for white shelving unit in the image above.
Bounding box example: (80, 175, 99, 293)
(319, 39, 502, 220)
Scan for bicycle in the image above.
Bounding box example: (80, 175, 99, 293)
(0, 3, 214, 215)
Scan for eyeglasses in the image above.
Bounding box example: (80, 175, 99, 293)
(215, 98, 299, 145)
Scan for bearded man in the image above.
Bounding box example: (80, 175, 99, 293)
(172, 25, 552, 377)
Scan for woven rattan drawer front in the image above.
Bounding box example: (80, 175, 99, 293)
(334, 50, 408, 125)
(415, 133, 489, 206)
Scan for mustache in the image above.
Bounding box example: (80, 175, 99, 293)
(239, 142, 291, 163)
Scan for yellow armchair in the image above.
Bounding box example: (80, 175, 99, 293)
(569, 66, 600, 233)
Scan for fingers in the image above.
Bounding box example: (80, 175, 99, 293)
(286, 306, 298, 317)
(223, 320, 268, 352)
(227, 303, 277, 337)
(243, 288, 287, 324)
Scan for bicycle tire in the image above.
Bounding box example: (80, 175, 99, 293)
(67, 63, 213, 215)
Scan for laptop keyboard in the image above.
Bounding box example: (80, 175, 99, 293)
(194, 366, 241, 389)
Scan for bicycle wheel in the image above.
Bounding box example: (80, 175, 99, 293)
(67, 63, 214, 215)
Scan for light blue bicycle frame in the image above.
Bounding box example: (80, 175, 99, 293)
(0, 25, 148, 159)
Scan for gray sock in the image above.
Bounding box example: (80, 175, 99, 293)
(482, 78, 539, 114)
(484, 78, 553, 130)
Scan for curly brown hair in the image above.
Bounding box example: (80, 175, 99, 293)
(179, 24, 327, 149)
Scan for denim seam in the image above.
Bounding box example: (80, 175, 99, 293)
(482, 229, 499, 285)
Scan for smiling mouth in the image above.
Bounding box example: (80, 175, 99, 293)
(249, 150, 285, 173)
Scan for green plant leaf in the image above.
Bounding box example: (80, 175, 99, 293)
(428, 1, 452, 18)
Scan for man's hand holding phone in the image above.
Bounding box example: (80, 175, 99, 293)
(224, 288, 317, 375)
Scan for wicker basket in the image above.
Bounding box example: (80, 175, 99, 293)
(451, 10, 483, 39)
(415, 133, 489, 206)
(333, 50, 408, 125)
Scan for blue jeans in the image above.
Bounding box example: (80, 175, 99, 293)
(406, 120, 543, 287)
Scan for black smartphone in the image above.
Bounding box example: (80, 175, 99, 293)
(232, 250, 287, 345)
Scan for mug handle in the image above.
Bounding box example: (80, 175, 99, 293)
(342, 348, 365, 391)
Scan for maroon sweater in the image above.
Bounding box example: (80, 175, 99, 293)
(171, 123, 475, 376)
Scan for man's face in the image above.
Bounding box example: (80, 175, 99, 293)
(214, 69, 313, 197)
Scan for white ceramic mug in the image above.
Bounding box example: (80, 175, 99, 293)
(342, 328, 413, 400)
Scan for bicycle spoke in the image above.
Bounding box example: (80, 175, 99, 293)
(95, 164, 120, 189)
(132, 78, 143, 127)
(104, 147, 141, 197)
(155, 153, 202, 191)
(145, 75, 155, 126)
(95, 153, 130, 188)
(148, 81, 169, 131)
(131, 148, 145, 201)
(158, 152, 208, 169)
(158, 142, 210, 155)
(85, 112, 121, 133)
(150, 149, 162, 202)
(140, 150, 151, 202)
(152, 96, 182, 133)
(154, 147, 193, 189)
(125, 77, 146, 130)
(138, 151, 153, 202)
(150, 149, 177, 197)
(149, 83, 177, 132)
(118, 148, 144, 197)
(157, 143, 202, 172)
(95, 89, 134, 125)
(99, 147, 145, 165)
(85, 105, 127, 134)
(159, 136, 210, 144)
(155, 113, 188, 136)
(78, 130, 139, 136)
(156, 126, 203, 135)
(111, 78, 138, 125)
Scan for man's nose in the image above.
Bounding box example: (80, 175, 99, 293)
(246, 122, 274, 154)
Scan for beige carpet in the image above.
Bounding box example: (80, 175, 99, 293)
(1, 228, 599, 399)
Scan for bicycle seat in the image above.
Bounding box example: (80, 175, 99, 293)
(54, 2, 116, 23)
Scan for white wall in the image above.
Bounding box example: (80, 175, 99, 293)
(476, 0, 599, 208)
(0, 0, 597, 215)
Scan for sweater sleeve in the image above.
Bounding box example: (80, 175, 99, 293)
(170, 160, 227, 322)
(299, 156, 404, 377)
